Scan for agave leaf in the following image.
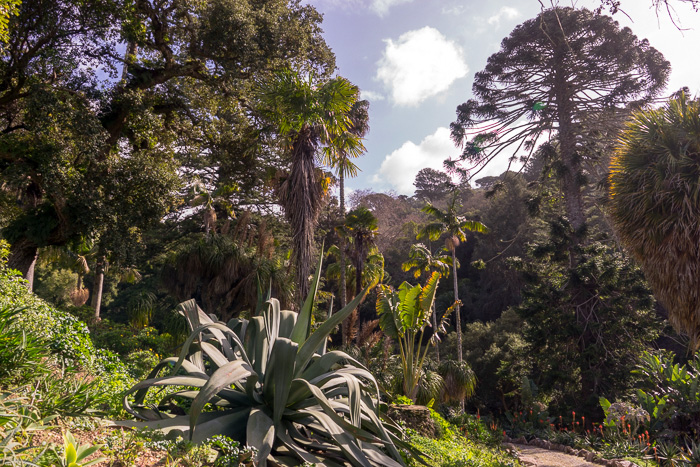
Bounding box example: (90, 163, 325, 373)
(189, 360, 254, 439)
(301, 409, 373, 467)
(319, 297, 333, 355)
(125, 375, 210, 419)
(117, 409, 250, 442)
(276, 423, 324, 464)
(246, 316, 268, 376)
(261, 337, 298, 424)
(65, 442, 77, 465)
(301, 350, 367, 382)
(177, 299, 234, 361)
(295, 284, 371, 378)
(278, 310, 297, 340)
(172, 323, 249, 377)
(359, 441, 403, 467)
(199, 341, 230, 369)
(290, 248, 324, 344)
(264, 298, 282, 349)
(75, 444, 100, 462)
(247, 408, 275, 466)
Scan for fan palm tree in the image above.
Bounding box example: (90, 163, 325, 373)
(260, 69, 360, 302)
(321, 99, 369, 310)
(419, 192, 488, 363)
(401, 243, 454, 361)
(336, 206, 380, 344)
(609, 94, 700, 349)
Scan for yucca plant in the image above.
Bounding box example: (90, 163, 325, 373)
(609, 94, 700, 348)
(120, 255, 415, 467)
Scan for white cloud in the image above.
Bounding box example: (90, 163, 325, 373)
(360, 90, 385, 102)
(370, 0, 413, 16)
(372, 127, 456, 195)
(487, 6, 519, 27)
(376, 27, 468, 107)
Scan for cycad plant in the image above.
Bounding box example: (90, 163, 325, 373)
(609, 94, 700, 348)
(120, 255, 413, 467)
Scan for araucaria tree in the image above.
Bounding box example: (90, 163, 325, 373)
(449, 7, 669, 247)
(610, 95, 700, 349)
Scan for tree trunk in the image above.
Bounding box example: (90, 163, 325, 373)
(432, 304, 440, 363)
(452, 248, 464, 412)
(452, 250, 462, 362)
(8, 238, 39, 287)
(340, 172, 349, 345)
(92, 255, 106, 320)
(554, 47, 586, 246)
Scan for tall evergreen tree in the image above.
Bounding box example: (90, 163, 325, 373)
(449, 7, 669, 250)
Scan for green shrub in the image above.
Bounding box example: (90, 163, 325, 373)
(406, 413, 517, 467)
(0, 305, 49, 384)
(0, 390, 51, 465)
(632, 350, 700, 442)
(0, 248, 133, 413)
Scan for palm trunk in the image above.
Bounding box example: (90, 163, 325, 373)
(340, 172, 349, 345)
(339, 172, 347, 308)
(92, 255, 106, 320)
(452, 248, 464, 412)
(432, 304, 440, 363)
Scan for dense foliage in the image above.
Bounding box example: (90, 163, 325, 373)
(610, 94, 700, 348)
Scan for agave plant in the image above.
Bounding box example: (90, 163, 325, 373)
(120, 255, 413, 467)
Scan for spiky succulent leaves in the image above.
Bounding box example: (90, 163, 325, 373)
(121, 283, 405, 464)
(247, 408, 275, 466)
(319, 296, 334, 355)
(290, 244, 324, 344)
(294, 283, 372, 377)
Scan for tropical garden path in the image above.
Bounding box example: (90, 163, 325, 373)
(509, 444, 602, 467)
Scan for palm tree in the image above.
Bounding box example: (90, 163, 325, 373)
(336, 206, 380, 344)
(609, 94, 700, 349)
(401, 243, 454, 361)
(321, 99, 369, 311)
(260, 69, 360, 302)
(419, 192, 488, 364)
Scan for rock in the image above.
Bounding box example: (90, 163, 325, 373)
(542, 440, 552, 449)
(515, 437, 527, 445)
(386, 405, 436, 438)
(585, 452, 596, 462)
(566, 447, 576, 455)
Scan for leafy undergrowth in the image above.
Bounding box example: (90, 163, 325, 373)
(406, 410, 520, 467)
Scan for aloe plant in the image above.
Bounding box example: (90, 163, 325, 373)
(120, 254, 414, 467)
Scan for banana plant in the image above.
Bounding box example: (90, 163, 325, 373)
(376, 272, 451, 402)
(119, 253, 417, 467)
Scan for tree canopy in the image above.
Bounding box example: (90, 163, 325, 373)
(449, 7, 669, 236)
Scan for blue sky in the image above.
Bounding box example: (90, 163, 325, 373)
(306, 0, 700, 195)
